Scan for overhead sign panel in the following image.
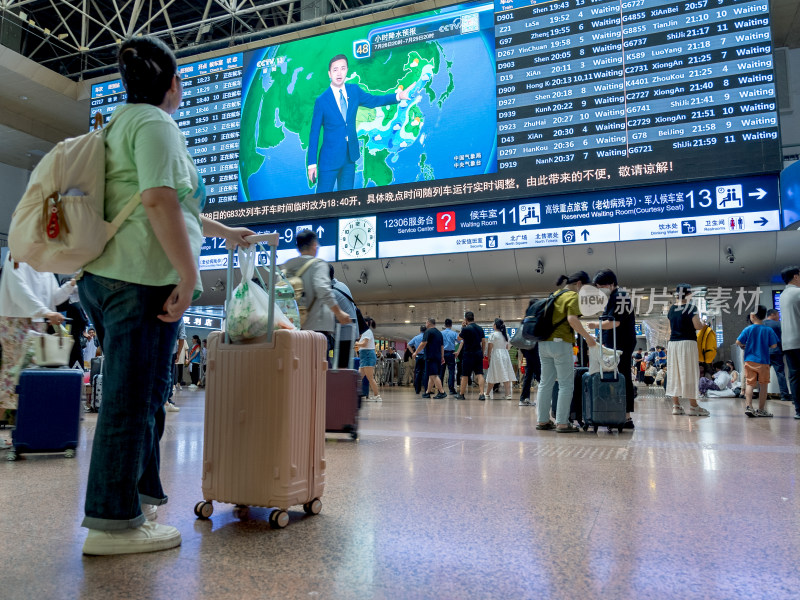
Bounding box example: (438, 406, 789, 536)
(375, 175, 779, 258)
(199, 218, 337, 270)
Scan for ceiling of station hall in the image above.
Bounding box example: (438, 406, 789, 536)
(0, 0, 798, 82)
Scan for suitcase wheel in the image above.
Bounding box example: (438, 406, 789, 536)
(618, 427, 624, 433)
(269, 509, 290, 529)
(194, 501, 213, 519)
(233, 505, 250, 520)
(64, 449, 76, 458)
(593, 426, 599, 433)
(303, 498, 322, 516)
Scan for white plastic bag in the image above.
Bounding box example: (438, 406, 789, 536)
(226, 247, 296, 342)
(587, 343, 623, 375)
(226, 247, 272, 342)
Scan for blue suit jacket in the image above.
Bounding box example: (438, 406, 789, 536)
(307, 83, 397, 171)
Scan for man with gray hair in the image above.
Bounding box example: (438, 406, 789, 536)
(282, 230, 351, 358)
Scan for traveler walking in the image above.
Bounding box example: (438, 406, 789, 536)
(442, 318, 458, 395)
(456, 312, 486, 400)
(409, 325, 427, 394)
(0, 257, 74, 424)
(356, 317, 382, 402)
(412, 318, 446, 399)
(282, 230, 351, 358)
(484, 318, 516, 400)
(737, 305, 779, 417)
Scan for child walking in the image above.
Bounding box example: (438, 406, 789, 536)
(736, 305, 779, 417)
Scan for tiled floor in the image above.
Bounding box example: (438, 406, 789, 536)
(2, 384, 799, 599)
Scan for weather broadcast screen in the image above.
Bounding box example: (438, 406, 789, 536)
(90, 0, 781, 227)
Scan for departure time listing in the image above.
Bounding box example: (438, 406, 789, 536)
(493, 0, 782, 194)
(89, 53, 243, 207)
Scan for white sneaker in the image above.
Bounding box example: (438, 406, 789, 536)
(374, 395, 383, 402)
(82, 521, 181, 555)
(686, 405, 710, 416)
(142, 503, 158, 521)
(165, 403, 180, 413)
(188, 384, 198, 390)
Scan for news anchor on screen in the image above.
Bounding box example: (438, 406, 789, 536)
(307, 54, 413, 193)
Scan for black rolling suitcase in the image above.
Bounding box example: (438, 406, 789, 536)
(582, 317, 627, 433)
(552, 367, 587, 426)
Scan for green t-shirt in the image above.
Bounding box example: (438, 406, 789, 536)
(84, 104, 204, 294)
(545, 289, 581, 342)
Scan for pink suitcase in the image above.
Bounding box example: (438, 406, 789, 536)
(195, 233, 328, 528)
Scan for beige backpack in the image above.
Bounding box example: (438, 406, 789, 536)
(284, 258, 320, 327)
(8, 114, 139, 273)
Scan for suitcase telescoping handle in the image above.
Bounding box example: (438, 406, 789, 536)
(332, 319, 357, 371)
(224, 233, 279, 344)
(599, 313, 618, 381)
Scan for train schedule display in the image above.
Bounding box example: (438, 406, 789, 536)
(494, 0, 782, 195)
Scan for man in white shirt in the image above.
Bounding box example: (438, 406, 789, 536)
(779, 266, 800, 419)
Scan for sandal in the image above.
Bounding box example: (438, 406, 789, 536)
(556, 424, 579, 433)
(535, 422, 555, 431)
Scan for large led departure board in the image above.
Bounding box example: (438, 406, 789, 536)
(494, 0, 781, 194)
(89, 0, 782, 234)
(90, 54, 243, 207)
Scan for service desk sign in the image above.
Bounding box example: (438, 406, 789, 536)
(376, 174, 779, 259)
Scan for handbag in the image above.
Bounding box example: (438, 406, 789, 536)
(509, 325, 536, 350)
(31, 326, 74, 367)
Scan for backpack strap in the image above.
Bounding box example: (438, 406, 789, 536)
(295, 257, 319, 278)
(294, 258, 320, 314)
(551, 289, 569, 330)
(100, 116, 140, 238)
(332, 282, 356, 306)
(109, 192, 141, 232)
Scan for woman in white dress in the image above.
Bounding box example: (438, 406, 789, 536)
(485, 318, 517, 399)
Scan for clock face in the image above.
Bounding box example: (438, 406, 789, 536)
(339, 217, 377, 259)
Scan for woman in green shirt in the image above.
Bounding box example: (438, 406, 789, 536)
(79, 36, 252, 556)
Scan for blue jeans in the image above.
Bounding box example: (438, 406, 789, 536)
(537, 340, 576, 425)
(78, 273, 179, 530)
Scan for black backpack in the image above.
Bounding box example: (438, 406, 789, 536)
(521, 289, 569, 342)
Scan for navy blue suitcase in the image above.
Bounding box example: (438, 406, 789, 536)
(581, 371, 627, 433)
(9, 368, 83, 461)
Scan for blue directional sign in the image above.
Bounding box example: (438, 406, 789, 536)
(199, 218, 338, 270)
(375, 175, 779, 258)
